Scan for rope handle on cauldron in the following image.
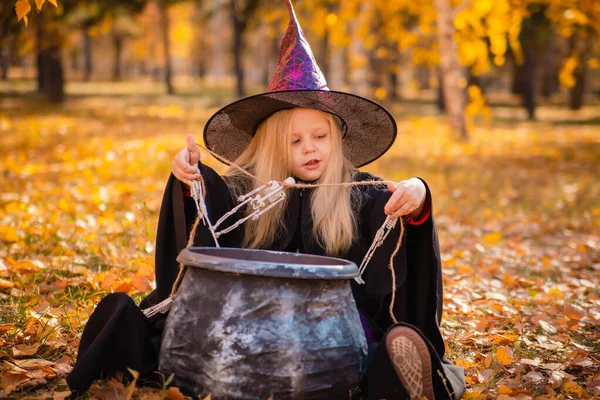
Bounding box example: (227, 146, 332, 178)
(143, 144, 405, 323)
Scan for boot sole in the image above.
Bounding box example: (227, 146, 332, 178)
(385, 326, 435, 400)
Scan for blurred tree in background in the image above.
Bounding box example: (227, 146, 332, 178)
(4, 0, 600, 137)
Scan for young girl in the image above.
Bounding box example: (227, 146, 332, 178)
(67, 1, 465, 399)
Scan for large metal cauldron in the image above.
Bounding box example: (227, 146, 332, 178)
(158, 247, 368, 400)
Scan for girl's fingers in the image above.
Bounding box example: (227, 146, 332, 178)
(387, 196, 419, 218)
(172, 163, 200, 183)
(186, 134, 201, 164)
(175, 149, 200, 173)
(384, 188, 407, 215)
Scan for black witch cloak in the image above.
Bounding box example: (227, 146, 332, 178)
(67, 163, 465, 399)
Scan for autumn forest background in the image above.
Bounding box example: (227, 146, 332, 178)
(0, 0, 599, 399)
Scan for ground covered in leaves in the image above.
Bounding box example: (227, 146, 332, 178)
(0, 82, 599, 399)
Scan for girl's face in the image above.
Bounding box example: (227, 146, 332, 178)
(289, 108, 332, 181)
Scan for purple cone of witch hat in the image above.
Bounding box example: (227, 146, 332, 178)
(203, 0, 397, 168)
(268, 0, 329, 92)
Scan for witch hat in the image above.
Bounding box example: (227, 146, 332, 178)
(203, 0, 396, 167)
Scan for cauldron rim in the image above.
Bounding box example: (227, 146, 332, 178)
(176, 247, 359, 280)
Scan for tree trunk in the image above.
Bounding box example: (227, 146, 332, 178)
(83, 25, 93, 81)
(0, 35, 10, 80)
(389, 67, 399, 102)
(569, 31, 593, 110)
(112, 35, 124, 82)
(435, 0, 468, 139)
(37, 15, 47, 92)
(159, 1, 174, 94)
(43, 45, 65, 103)
(521, 46, 536, 119)
(436, 68, 445, 112)
(35, 12, 64, 102)
(417, 65, 430, 89)
(511, 45, 536, 119)
(230, 0, 245, 97)
(541, 32, 559, 98)
(320, 26, 330, 80)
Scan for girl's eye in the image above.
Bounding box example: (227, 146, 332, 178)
(315, 134, 326, 139)
(292, 139, 300, 144)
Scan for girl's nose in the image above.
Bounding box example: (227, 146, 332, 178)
(302, 140, 316, 154)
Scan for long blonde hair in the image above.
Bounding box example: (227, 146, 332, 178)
(224, 108, 358, 256)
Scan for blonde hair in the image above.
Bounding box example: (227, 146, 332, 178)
(224, 108, 358, 256)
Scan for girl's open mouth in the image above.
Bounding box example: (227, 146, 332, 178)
(304, 160, 321, 170)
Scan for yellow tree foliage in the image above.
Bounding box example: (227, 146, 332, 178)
(454, 0, 528, 74)
(15, 0, 58, 26)
(545, 0, 600, 88)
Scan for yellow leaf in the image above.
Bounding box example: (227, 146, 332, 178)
(1, 227, 19, 242)
(165, 387, 185, 400)
(498, 384, 513, 395)
(496, 346, 514, 366)
(483, 232, 502, 244)
(48, 0, 57, 6)
(548, 287, 563, 298)
(100, 273, 117, 290)
(463, 390, 484, 400)
(58, 198, 69, 212)
(130, 274, 151, 292)
(561, 380, 587, 397)
(114, 282, 134, 294)
(15, 0, 31, 24)
(0, 279, 14, 290)
(35, 0, 45, 10)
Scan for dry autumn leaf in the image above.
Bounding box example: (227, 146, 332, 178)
(496, 346, 515, 366)
(498, 384, 514, 395)
(483, 232, 502, 244)
(15, 0, 31, 25)
(563, 303, 586, 320)
(165, 386, 186, 400)
(12, 343, 42, 357)
(124, 368, 140, 400)
(0, 371, 29, 394)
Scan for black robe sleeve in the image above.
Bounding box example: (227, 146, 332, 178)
(403, 178, 445, 356)
(141, 163, 241, 308)
(349, 173, 445, 357)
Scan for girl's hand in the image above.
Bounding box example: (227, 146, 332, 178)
(172, 134, 202, 186)
(384, 178, 426, 220)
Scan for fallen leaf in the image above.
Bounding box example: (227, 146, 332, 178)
(12, 343, 42, 357)
(523, 371, 544, 383)
(539, 320, 558, 334)
(165, 386, 185, 400)
(114, 282, 134, 293)
(483, 232, 502, 244)
(563, 303, 585, 320)
(124, 367, 139, 400)
(498, 384, 514, 395)
(0, 371, 29, 394)
(496, 346, 515, 366)
(560, 380, 588, 397)
(12, 359, 54, 369)
(0, 278, 14, 290)
(131, 274, 152, 292)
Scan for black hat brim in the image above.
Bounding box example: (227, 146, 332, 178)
(203, 90, 397, 168)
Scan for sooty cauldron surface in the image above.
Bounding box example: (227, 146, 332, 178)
(158, 247, 368, 400)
